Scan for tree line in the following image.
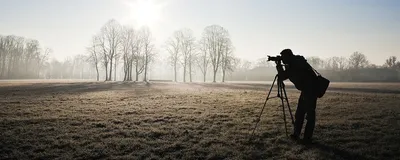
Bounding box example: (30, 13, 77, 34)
(0, 34, 100, 80)
(0, 35, 51, 79)
(229, 52, 400, 82)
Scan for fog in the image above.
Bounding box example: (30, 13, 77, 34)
(1, 31, 399, 82)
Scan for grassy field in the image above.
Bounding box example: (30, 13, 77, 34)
(0, 81, 399, 160)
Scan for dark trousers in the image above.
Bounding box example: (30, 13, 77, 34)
(293, 91, 317, 140)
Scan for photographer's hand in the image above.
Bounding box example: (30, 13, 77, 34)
(276, 65, 288, 81)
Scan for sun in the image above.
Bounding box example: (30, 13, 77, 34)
(128, 0, 161, 27)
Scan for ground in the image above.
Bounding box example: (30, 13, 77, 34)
(0, 81, 399, 160)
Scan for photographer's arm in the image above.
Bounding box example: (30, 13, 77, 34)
(276, 65, 289, 81)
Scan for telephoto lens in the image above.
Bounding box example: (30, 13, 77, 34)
(267, 55, 282, 62)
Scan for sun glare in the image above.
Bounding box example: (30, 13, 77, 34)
(129, 0, 161, 27)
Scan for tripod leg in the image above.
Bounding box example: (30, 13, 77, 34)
(282, 84, 295, 126)
(265, 74, 278, 101)
(278, 81, 289, 138)
(249, 75, 278, 140)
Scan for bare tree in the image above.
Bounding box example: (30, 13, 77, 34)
(121, 26, 134, 81)
(348, 51, 369, 69)
(139, 26, 156, 82)
(165, 30, 181, 82)
(221, 38, 235, 82)
(132, 33, 145, 81)
(237, 59, 252, 71)
(255, 57, 273, 68)
(120, 26, 144, 82)
(12, 37, 24, 78)
(100, 19, 121, 81)
(73, 54, 86, 79)
(201, 25, 230, 82)
(197, 38, 210, 82)
(114, 52, 121, 81)
(38, 48, 51, 78)
(337, 56, 347, 70)
(306, 56, 325, 69)
(385, 56, 397, 68)
(324, 56, 347, 71)
(97, 33, 109, 81)
(325, 57, 338, 70)
(179, 28, 196, 82)
(87, 36, 100, 81)
(186, 34, 196, 82)
(25, 39, 41, 77)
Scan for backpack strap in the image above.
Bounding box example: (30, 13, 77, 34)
(311, 66, 321, 76)
(304, 58, 321, 76)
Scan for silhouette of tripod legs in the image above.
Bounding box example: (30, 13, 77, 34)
(250, 74, 294, 140)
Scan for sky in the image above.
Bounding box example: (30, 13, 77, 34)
(1, 0, 399, 65)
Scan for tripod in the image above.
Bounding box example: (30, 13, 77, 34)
(250, 72, 295, 140)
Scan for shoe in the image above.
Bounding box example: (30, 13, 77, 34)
(301, 138, 313, 145)
(290, 134, 299, 141)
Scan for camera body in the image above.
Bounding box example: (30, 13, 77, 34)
(268, 55, 286, 73)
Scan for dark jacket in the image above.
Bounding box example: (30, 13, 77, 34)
(279, 55, 318, 92)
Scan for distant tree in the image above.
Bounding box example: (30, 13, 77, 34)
(324, 56, 347, 70)
(97, 33, 109, 81)
(395, 62, 400, 70)
(11, 37, 25, 78)
(306, 56, 324, 69)
(187, 37, 196, 82)
(368, 64, 379, 69)
(348, 52, 369, 69)
(73, 54, 86, 79)
(100, 19, 121, 81)
(25, 39, 41, 77)
(114, 51, 121, 81)
(48, 59, 62, 78)
(201, 25, 230, 82)
(139, 26, 156, 82)
(385, 56, 397, 68)
(221, 38, 235, 82)
(62, 57, 73, 79)
(197, 36, 210, 82)
(337, 56, 348, 70)
(237, 59, 252, 71)
(324, 57, 337, 70)
(179, 28, 196, 82)
(87, 36, 100, 81)
(255, 57, 272, 68)
(120, 26, 134, 81)
(132, 32, 145, 82)
(165, 30, 181, 82)
(38, 48, 51, 78)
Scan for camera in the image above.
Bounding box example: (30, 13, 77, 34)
(267, 55, 282, 62)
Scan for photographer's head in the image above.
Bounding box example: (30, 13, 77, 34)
(280, 49, 294, 64)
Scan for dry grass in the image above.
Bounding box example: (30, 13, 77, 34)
(0, 81, 399, 160)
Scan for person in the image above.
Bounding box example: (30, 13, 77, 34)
(276, 48, 318, 144)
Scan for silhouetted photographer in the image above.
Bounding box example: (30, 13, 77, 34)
(275, 49, 329, 144)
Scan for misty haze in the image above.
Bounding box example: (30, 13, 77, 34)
(1, 0, 399, 160)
